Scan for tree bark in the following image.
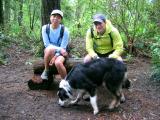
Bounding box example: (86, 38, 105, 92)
(41, 0, 61, 26)
(0, 0, 4, 26)
(18, 0, 23, 26)
(4, 0, 10, 24)
(33, 58, 83, 75)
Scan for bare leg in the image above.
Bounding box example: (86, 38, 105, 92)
(41, 46, 56, 80)
(55, 56, 67, 79)
(44, 46, 55, 70)
(90, 95, 99, 115)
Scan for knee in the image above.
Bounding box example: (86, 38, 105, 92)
(44, 47, 55, 56)
(55, 60, 64, 68)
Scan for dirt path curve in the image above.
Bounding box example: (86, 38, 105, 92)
(0, 44, 160, 120)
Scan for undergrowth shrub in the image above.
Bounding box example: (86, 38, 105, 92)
(0, 31, 12, 65)
(150, 36, 160, 81)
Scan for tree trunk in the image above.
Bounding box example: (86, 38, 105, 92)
(0, 0, 4, 27)
(18, 0, 23, 26)
(4, 0, 10, 24)
(41, 0, 61, 26)
(127, 36, 134, 54)
(28, 1, 36, 31)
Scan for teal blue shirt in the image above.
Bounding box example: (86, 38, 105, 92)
(42, 24, 69, 50)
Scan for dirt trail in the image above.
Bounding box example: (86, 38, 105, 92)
(0, 44, 160, 120)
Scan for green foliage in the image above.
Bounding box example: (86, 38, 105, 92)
(150, 35, 160, 81)
(1, 0, 160, 79)
(2, 0, 42, 57)
(0, 31, 12, 65)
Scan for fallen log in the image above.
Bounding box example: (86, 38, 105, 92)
(28, 57, 83, 90)
(33, 57, 84, 74)
(28, 57, 129, 90)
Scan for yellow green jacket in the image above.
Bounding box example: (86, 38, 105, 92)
(85, 20, 123, 58)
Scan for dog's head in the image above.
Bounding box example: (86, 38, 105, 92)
(57, 79, 72, 106)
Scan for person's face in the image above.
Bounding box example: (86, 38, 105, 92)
(50, 14, 62, 27)
(94, 21, 106, 34)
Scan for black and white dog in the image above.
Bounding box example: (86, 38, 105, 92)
(57, 58, 128, 115)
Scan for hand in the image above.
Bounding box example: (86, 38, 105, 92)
(49, 56, 56, 66)
(108, 54, 123, 61)
(93, 55, 100, 59)
(60, 49, 68, 57)
(108, 54, 116, 58)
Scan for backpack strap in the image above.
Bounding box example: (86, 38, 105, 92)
(90, 26, 94, 38)
(57, 25, 64, 45)
(46, 24, 64, 46)
(108, 32, 113, 47)
(90, 27, 113, 47)
(46, 24, 50, 42)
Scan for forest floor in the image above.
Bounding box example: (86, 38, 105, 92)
(0, 42, 160, 120)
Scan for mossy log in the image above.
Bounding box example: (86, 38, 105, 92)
(33, 58, 83, 75)
(28, 58, 83, 90)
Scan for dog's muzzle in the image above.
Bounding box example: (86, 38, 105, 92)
(58, 99, 65, 106)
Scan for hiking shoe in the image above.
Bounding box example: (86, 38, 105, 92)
(41, 70, 48, 80)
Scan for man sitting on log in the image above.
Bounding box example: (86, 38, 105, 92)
(84, 13, 123, 62)
(41, 9, 70, 80)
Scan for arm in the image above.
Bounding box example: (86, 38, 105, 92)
(42, 25, 51, 48)
(109, 28, 124, 58)
(59, 27, 70, 56)
(86, 29, 98, 58)
(60, 27, 69, 50)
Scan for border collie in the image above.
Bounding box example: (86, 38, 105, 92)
(57, 58, 128, 115)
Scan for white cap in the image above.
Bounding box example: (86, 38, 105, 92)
(51, 9, 63, 18)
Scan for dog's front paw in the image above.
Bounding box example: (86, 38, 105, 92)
(93, 109, 99, 115)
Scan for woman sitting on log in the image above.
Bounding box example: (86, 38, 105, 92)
(41, 9, 70, 80)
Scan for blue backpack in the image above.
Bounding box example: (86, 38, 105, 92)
(46, 24, 70, 52)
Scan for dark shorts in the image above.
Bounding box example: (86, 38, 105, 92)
(95, 50, 114, 58)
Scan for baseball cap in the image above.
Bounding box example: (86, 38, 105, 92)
(93, 14, 106, 23)
(51, 9, 63, 18)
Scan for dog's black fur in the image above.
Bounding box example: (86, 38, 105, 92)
(58, 58, 128, 114)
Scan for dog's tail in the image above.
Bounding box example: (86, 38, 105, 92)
(122, 72, 131, 89)
(122, 79, 131, 89)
